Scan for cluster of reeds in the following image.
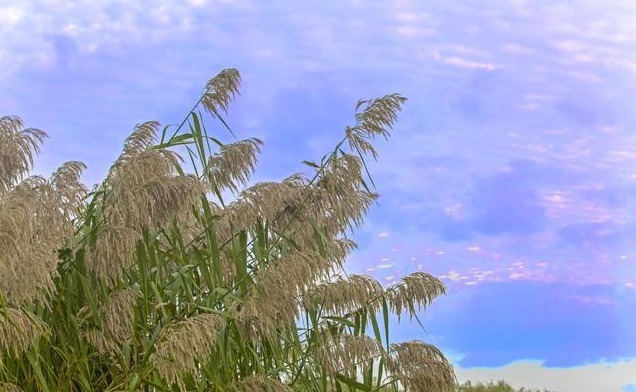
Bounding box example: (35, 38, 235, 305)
(0, 69, 456, 391)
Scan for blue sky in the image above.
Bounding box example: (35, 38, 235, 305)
(2, 1, 636, 390)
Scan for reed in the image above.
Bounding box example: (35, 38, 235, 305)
(0, 69, 455, 391)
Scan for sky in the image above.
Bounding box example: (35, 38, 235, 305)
(2, 0, 636, 390)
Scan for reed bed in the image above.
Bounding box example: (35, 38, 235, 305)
(0, 69, 455, 391)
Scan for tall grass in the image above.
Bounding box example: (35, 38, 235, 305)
(0, 69, 456, 391)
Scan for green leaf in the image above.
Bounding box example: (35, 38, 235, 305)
(335, 373, 372, 391)
(150, 132, 193, 150)
(26, 351, 51, 392)
(302, 160, 320, 168)
(322, 316, 356, 328)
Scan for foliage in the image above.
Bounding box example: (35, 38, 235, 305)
(0, 69, 455, 391)
(457, 380, 553, 392)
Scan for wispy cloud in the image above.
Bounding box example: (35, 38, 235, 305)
(443, 56, 499, 71)
(455, 358, 636, 392)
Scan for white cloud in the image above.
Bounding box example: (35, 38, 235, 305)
(442, 270, 469, 282)
(443, 56, 498, 71)
(0, 6, 24, 26)
(0, 0, 242, 81)
(455, 358, 636, 392)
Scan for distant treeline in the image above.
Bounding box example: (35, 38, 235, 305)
(458, 380, 553, 392)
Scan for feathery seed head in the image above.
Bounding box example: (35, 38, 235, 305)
(0, 309, 50, 357)
(0, 116, 47, 193)
(386, 272, 446, 321)
(205, 138, 262, 194)
(82, 328, 123, 359)
(257, 250, 333, 294)
(317, 333, 384, 377)
(237, 250, 334, 339)
(0, 242, 59, 306)
(328, 237, 357, 266)
(121, 121, 160, 158)
(102, 288, 140, 342)
(85, 226, 139, 284)
(103, 121, 203, 230)
(346, 94, 407, 160)
(151, 313, 225, 389)
(220, 175, 307, 239)
(202, 69, 241, 116)
(304, 275, 384, 315)
(387, 341, 456, 392)
(48, 161, 88, 222)
(0, 161, 84, 305)
(308, 154, 379, 234)
(101, 124, 204, 232)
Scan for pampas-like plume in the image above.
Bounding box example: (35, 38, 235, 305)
(0, 116, 47, 193)
(82, 288, 140, 358)
(82, 328, 122, 359)
(102, 288, 140, 342)
(173, 199, 226, 248)
(86, 121, 204, 282)
(227, 375, 294, 392)
(326, 237, 357, 268)
(237, 250, 334, 340)
(0, 308, 50, 357)
(120, 175, 202, 229)
(256, 250, 334, 296)
(151, 313, 225, 388)
(0, 159, 86, 305)
(108, 150, 176, 195)
(318, 154, 365, 193)
(0, 183, 49, 305)
(120, 120, 160, 158)
(262, 155, 375, 254)
(48, 161, 88, 223)
(386, 272, 446, 321)
(85, 226, 139, 283)
(0, 240, 58, 306)
(387, 341, 456, 392)
(346, 94, 407, 160)
(205, 138, 262, 194)
(104, 122, 203, 230)
(304, 275, 384, 315)
(316, 333, 384, 377)
(308, 154, 379, 236)
(218, 174, 307, 239)
(201, 69, 241, 117)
